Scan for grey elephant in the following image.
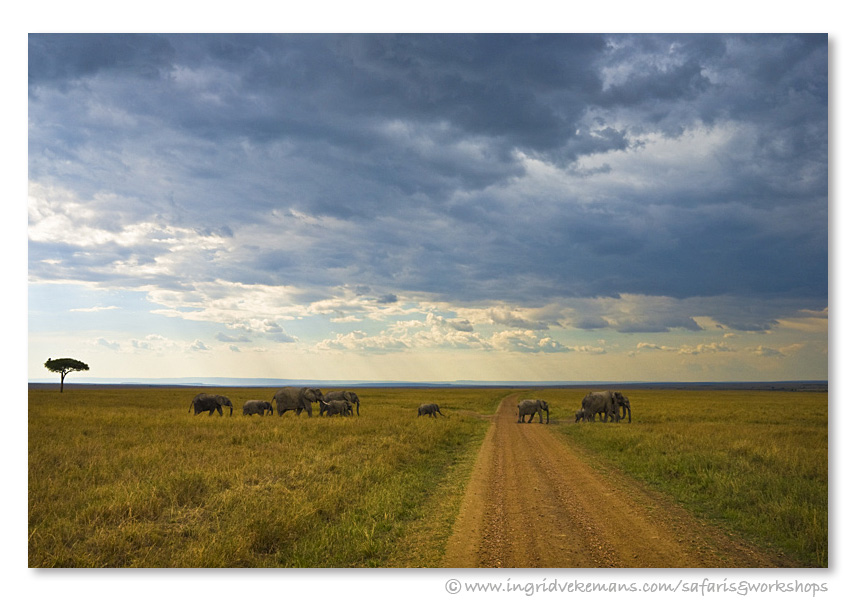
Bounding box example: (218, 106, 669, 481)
(188, 393, 234, 417)
(517, 398, 549, 423)
(417, 403, 446, 417)
(242, 400, 274, 416)
(323, 390, 360, 416)
(320, 399, 353, 416)
(612, 392, 631, 422)
(273, 387, 323, 417)
(574, 409, 586, 423)
(581, 391, 631, 423)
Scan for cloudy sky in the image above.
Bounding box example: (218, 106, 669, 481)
(27, 33, 828, 383)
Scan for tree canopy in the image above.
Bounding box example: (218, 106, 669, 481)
(44, 358, 90, 392)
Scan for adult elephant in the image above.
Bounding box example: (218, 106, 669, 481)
(581, 391, 631, 423)
(321, 399, 353, 416)
(242, 400, 273, 416)
(517, 399, 549, 423)
(324, 390, 360, 416)
(612, 392, 631, 422)
(273, 387, 323, 417)
(189, 393, 233, 417)
(417, 403, 445, 417)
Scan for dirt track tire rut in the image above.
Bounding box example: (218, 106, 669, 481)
(442, 393, 790, 568)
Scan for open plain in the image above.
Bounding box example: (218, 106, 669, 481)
(28, 385, 827, 567)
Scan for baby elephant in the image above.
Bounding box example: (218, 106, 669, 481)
(243, 400, 274, 416)
(574, 409, 586, 423)
(321, 399, 353, 416)
(417, 403, 446, 418)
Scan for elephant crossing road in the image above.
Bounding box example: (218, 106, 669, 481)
(517, 399, 549, 423)
(580, 391, 631, 423)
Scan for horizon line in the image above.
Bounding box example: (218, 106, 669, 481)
(28, 376, 829, 388)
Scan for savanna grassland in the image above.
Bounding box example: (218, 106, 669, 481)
(29, 386, 828, 567)
(28, 386, 501, 567)
(540, 388, 828, 567)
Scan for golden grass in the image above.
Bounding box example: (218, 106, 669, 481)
(28, 386, 503, 567)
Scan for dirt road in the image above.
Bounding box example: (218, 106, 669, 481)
(442, 393, 790, 568)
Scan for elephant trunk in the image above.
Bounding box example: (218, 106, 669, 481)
(626, 405, 631, 423)
(545, 407, 550, 424)
(229, 405, 233, 417)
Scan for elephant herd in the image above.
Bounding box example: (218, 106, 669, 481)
(189, 387, 633, 424)
(516, 391, 632, 424)
(188, 388, 361, 418)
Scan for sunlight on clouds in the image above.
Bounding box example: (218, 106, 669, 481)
(148, 280, 304, 333)
(776, 308, 828, 333)
(70, 305, 119, 312)
(488, 330, 567, 353)
(752, 343, 804, 358)
(575, 123, 741, 192)
(634, 340, 735, 355)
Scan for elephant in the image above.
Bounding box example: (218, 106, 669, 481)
(517, 399, 549, 423)
(188, 393, 234, 417)
(612, 392, 631, 422)
(242, 400, 273, 416)
(324, 390, 360, 416)
(574, 409, 586, 423)
(320, 399, 353, 416)
(417, 403, 446, 418)
(581, 391, 631, 423)
(273, 387, 323, 417)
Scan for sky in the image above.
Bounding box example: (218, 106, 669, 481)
(27, 33, 829, 383)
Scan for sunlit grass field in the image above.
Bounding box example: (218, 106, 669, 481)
(28, 386, 501, 567)
(29, 386, 827, 567)
(538, 388, 828, 567)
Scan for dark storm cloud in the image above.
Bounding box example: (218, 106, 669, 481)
(28, 34, 176, 86)
(28, 34, 828, 321)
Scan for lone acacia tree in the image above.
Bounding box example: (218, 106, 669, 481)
(44, 358, 90, 392)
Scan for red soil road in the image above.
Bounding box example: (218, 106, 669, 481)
(442, 393, 794, 568)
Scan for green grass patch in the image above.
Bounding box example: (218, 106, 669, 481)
(539, 388, 828, 567)
(29, 386, 506, 567)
